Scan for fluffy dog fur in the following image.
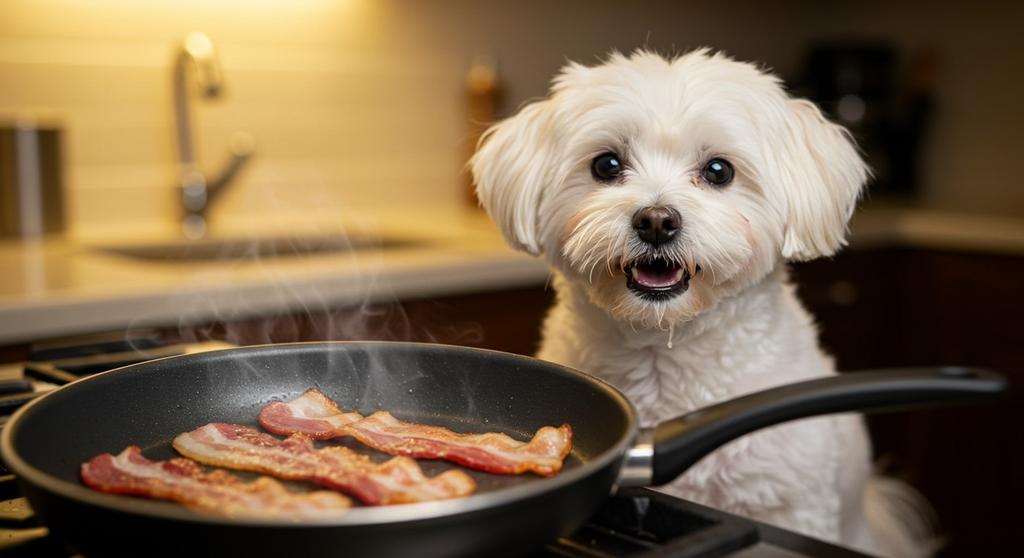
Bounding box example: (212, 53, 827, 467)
(471, 49, 932, 556)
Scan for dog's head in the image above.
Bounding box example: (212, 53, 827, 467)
(472, 49, 868, 328)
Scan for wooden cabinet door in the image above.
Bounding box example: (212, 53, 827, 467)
(793, 249, 1024, 557)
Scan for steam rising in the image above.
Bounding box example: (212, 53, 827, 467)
(120, 212, 487, 417)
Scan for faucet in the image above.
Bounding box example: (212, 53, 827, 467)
(173, 32, 254, 239)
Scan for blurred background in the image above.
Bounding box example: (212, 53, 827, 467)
(0, 0, 1021, 556)
(2, 0, 1023, 227)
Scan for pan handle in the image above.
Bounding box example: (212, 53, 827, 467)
(647, 367, 1007, 486)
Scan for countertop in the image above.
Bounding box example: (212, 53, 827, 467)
(846, 204, 1024, 255)
(0, 207, 548, 344)
(0, 204, 1021, 345)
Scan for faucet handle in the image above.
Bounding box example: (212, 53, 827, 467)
(206, 131, 255, 199)
(228, 132, 255, 159)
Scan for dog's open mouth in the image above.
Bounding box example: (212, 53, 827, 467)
(626, 257, 692, 299)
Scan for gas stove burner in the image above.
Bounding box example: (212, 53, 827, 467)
(530, 488, 757, 557)
(0, 331, 233, 418)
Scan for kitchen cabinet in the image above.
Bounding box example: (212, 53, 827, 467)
(168, 284, 556, 357)
(792, 248, 1023, 557)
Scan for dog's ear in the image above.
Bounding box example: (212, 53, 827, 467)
(777, 99, 869, 261)
(471, 100, 558, 256)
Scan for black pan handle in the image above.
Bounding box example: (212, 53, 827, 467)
(650, 367, 1007, 486)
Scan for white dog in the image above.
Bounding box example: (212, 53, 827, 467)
(472, 49, 931, 556)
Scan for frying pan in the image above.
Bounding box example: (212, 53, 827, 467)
(0, 342, 1006, 557)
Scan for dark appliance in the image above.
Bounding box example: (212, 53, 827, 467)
(800, 43, 935, 198)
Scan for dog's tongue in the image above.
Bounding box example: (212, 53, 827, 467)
(632, 262, 684, 288)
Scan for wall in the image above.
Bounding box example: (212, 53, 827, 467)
(1, 0, 478, 234)
(1, 0, 1020, 236)
(803, 1, 1024, 216)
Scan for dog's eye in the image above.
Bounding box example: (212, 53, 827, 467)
(701, 158, 734, 187)
(591, 153, 623, 182)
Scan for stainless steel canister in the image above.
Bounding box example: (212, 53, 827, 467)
(0, 120, 66, 237)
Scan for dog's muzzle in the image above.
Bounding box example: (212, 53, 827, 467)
(627, 207, 692, 299)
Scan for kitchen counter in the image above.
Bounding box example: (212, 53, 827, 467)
(0, 207, 548, 344)
(0, 204, 1021, 345)
(848, 204, 1024, 255)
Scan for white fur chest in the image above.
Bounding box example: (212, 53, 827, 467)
(538, 268, 828, 428)
(577, 339, 736, 426)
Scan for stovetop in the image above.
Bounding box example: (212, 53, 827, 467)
(0, 333, 870, 558)
(0, 479, 864, 558)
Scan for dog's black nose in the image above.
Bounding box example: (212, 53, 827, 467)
(632, 206, 681, 246)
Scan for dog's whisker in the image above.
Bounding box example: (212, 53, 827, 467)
(572, 236, 604, 269)
(598, 247, 614, 276)
(591, 259, 606, 283)
(576, 242, 598, 266)
(654, 303, 666, 328)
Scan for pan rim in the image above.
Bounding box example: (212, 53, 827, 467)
(0, 340, 639, 528)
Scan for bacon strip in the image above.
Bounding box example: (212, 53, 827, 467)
(259, 389, 573, 476)
(81, 446, 350, 520)
(173, 423, 476, 505)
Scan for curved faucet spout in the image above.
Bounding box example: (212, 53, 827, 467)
(182, 32, 223, 97)
(173, 31, 253, 239)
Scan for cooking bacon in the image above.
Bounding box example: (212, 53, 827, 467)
(173, 423, 476, 505)
(80, 446, 350, 520)
(259, 389, 573, 476)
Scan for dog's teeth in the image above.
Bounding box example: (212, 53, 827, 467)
(674, 268, 685, 281)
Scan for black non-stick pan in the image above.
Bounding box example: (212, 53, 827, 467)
(0, 342, 1007, 557)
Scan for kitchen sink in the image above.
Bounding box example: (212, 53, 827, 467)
(94, 233, 421, 262)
